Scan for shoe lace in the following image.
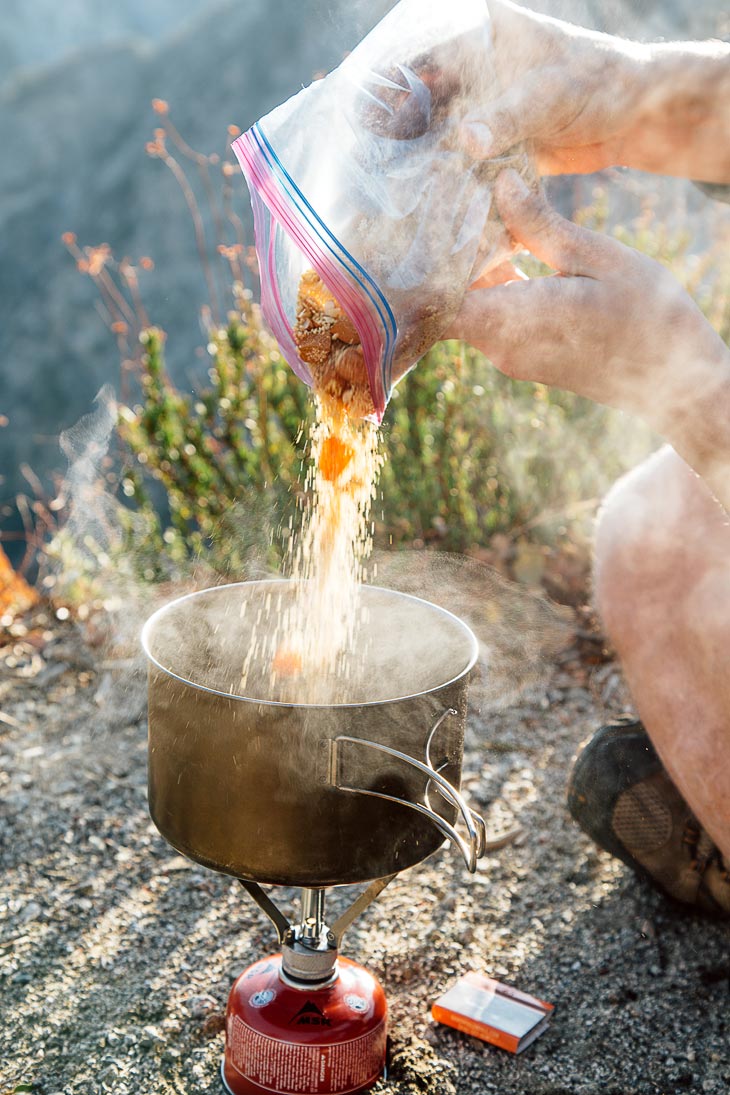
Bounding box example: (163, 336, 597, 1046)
(683, 819, 730, 881)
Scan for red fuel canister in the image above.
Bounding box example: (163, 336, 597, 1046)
(223, 953, 387, 1095)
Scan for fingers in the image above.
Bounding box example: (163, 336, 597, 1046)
(447, 276, 535, 356)
(495, 169, 619, 276)
(462, 88, 617, 177)
(461, 61, 564, 159)
(446, 274, 592, 385)
(442, 262, 526, 344)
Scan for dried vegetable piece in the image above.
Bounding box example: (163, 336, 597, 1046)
(296, 329, 332, 367)
(319, 435, 355, 482)
(294, 269, 375, 419)
(271, 647, 303, 678)
(331, 314, 360, 345)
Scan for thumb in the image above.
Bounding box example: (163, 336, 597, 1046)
(495, 169, 618, 276)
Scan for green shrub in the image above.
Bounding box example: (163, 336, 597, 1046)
(55, 109, 730, 596)
(117, 288, 311, 576)
(112, 284, 656, 581)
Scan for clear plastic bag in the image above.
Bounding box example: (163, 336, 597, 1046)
(233, 0, 535, 420)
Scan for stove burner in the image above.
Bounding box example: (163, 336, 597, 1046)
(222, 884, 390, 1094)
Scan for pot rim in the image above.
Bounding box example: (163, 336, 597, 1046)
(141, 578, 479, 710)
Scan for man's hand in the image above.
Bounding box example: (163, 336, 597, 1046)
(466, 0, 646, 175)
(466, 0, 730, 182)
(447, 171, 730, 503)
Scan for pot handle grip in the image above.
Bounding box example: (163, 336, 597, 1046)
(329, 712, 486, 873)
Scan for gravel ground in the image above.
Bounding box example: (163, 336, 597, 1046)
(2, 608, 730, 1095)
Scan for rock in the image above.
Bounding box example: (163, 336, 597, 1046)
(184, 994, 217, 1018)
(18, 900, 42, 923)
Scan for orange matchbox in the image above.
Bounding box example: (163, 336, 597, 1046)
(432, 971, 554, 1054)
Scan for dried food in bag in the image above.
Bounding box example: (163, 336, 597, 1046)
(233, 0, 536, 420)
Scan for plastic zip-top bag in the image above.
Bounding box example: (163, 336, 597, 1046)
(233, 0, 535, 420)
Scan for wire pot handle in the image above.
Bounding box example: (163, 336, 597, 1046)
(329, 709, 486, 873)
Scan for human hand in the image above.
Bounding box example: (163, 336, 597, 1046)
(446, 170, 730, 441)
(467, 1, 730, 182)
(464, 0, 649, 175)
(357, 2, 640, 171)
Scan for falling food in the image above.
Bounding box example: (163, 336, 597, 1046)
(271, 647, 303, 678)
(238, 274, 385, 701)
(319, 434, 355, 482)
(265, 385, 383, 698)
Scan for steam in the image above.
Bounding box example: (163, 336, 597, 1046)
(369, 549, 572, 709)
(56, 384, 141, 629)
(52, 385, 173, 722)
(55, 384, 573, 719)
(49, 0, 730, 727)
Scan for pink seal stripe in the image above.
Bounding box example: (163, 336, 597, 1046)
(248, 186, 309, 384)
(232, 128, 389, 420)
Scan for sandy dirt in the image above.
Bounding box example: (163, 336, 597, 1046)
(2, 609, 729, 1095)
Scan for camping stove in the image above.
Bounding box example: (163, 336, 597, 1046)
(142, 581, 487, 1094)
(221, 883, 391, 1094)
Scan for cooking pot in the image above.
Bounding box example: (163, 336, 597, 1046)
(142, 580, 484, 886)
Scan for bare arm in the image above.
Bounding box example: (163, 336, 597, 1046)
(471, 0, 730, 183)
(623, 41, 730, 182)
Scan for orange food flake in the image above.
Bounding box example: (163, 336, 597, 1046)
(272, 648, 303, 677)
(319, 435, 355, 482)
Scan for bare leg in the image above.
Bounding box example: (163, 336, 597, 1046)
(594, 445, 730, 861)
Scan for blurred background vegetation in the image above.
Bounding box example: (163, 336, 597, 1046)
(36, 104, 730, 613)
(1, 0, 729, 613)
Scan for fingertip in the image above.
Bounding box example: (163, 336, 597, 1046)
(461, 103, 517, 160)
(495, 167, 533, 204)
(462, 120, 494, 158)
(495, 173, 613, 276)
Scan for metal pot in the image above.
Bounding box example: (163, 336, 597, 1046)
(143, 580, 484, 887)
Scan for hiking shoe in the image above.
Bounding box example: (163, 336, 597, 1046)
(567, 718, 730, 917)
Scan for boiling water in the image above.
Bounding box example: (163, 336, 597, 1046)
(146, 582, 476, 707)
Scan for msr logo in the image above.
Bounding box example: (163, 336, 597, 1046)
(290, 1001, 331, 1027)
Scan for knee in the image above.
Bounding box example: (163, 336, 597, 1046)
(593, 447, 703, 637)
